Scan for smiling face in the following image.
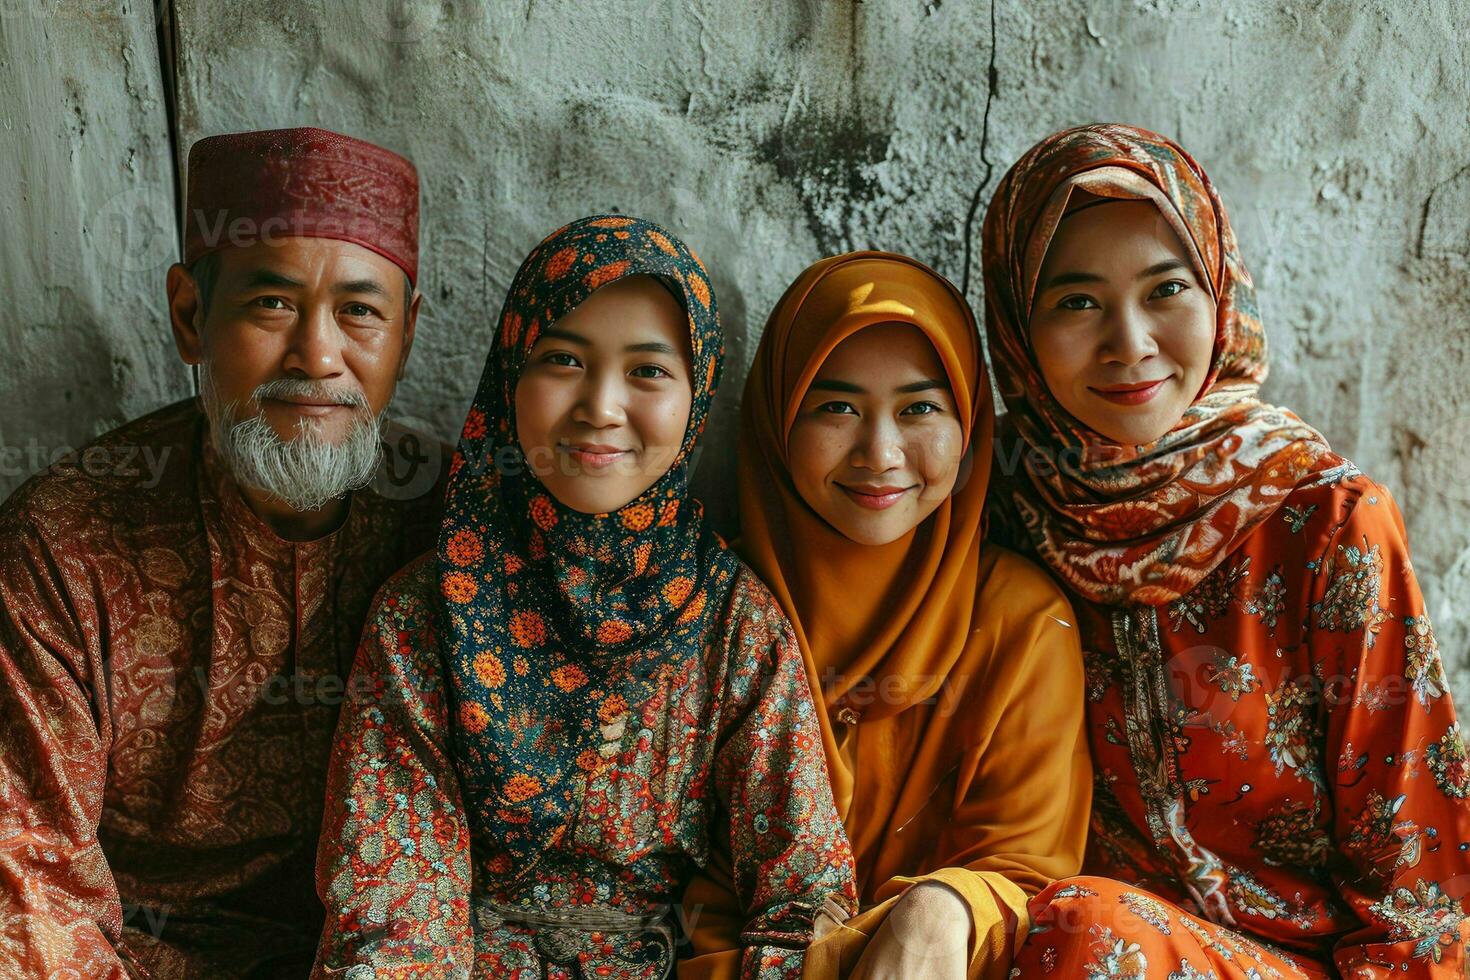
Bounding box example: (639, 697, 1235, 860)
(1028, 196, 1217, 446)
(170, 236, 417, 443)
(166, 236, 419, 522)
(514, 275, 694, 515)
(786, 322, 964, 546)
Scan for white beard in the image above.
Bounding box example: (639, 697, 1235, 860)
(200, 365, 384, 513)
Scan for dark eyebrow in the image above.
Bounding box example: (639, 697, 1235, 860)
(1039, 258, 1193, 293)
(626, 341, 680, 355)
(537, 326, 590, 345)
(535, 328, 679, 355)
(239, 269, 305, 290)
(1038, 270, 1106, 291)
(1140, 259, 1190, 279)
(809, 379, 865, 394)
(335, 278, 390, 299)
(896, 378, 949, 394)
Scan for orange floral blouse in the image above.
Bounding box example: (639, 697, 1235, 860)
(1065, 464, 1470, 976)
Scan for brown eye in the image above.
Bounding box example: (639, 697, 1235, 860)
(816, 401, 857, 415)
(901, 401, 942, 417)
(1058, 294, 1098, 311)
(1152, 280, 1188, 299)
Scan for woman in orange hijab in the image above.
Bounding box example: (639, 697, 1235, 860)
(679, 252, 1092, 979)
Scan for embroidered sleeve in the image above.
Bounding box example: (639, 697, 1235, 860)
(311, 558, 475, 979)
(711, 573, 857, 980)
(1308, 483, 1470, 978)
(0, 520, 129, 979)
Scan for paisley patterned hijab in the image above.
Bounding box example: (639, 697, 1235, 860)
(437, 215, 739, 883)
(982, 123, 1340, 607)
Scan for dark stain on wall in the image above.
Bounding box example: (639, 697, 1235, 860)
(758, 106, 892, 255)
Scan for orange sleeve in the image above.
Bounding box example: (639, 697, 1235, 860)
(1312, 484, 1470, 978)
(857, 574, 1092, 979)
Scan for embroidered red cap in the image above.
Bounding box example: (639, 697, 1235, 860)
(183, 126, 420, 285)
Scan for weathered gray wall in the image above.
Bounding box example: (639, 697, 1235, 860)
(1, 0, 184, 493)
(4, 0, 1469, 694)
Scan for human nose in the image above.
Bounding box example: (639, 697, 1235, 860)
(849, 414, 904, 472)
(1098, 302, 1161, 367)
(281, 304, 346, 379)
(570, 368, 626, 428)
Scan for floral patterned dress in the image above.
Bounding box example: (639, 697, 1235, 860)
(312, 555, 854, 980)
(1012, 466, 1470, 979)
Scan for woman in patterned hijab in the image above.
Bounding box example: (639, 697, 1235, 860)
(988, 125, 1470, 978)
(983, 124, 1337, 605)
(314, 215, 854, 979)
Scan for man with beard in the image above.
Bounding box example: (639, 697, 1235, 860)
(0, 127, 444, 979)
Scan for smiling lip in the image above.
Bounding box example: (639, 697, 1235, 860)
(561, 443, 632, 470)
(838, 483, 914, 510)
(1090, 379, 1168, 406)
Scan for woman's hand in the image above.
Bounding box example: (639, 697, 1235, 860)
(849, 881, 972, 980)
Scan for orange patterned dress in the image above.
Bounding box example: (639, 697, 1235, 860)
(0, 398, 442, 979)
(1011, 466, 1470, 978)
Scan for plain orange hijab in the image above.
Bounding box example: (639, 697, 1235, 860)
(737, 251, 991, 790)
(679, 253, 1090, 979)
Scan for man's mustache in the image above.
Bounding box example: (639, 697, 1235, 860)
(249, 378, 371, 411)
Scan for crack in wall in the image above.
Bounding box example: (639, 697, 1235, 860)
(152, 0, 184, 246)
(1416, 158, 1470, 260)
(959, 0, 998, 302)
(152, 0, 190, 396)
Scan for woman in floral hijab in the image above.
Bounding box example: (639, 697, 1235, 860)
(313, 215, 854, 980)
(985, 125, 1470, 978)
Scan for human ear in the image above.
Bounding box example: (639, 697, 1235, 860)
(166, 263, 205, 365)
(397, 287, 422, 381)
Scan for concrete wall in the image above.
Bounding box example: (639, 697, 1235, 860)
(1, 0, 184, 493)
(4, 0, 1468, 694)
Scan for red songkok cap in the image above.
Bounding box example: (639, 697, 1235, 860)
(183, 126, 420, 285)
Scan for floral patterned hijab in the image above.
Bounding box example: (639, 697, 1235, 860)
(437, 215, 739, 883)
(982, 124, 1340, 607)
